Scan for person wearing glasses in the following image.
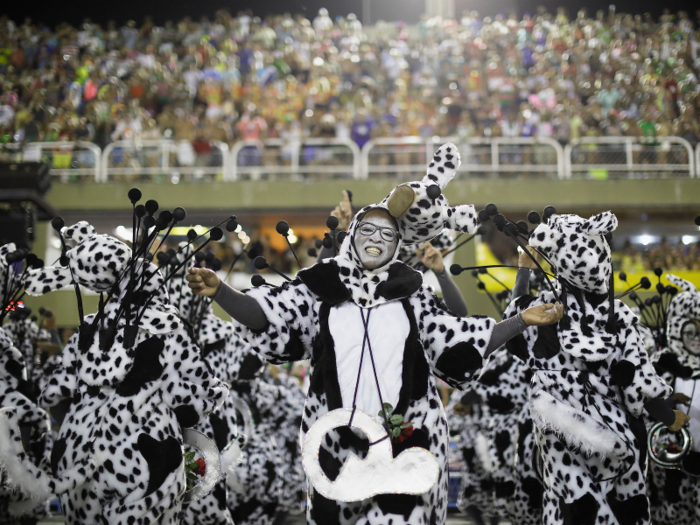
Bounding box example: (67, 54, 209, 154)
(187, 145, 562, 525)
(649, 275, 700, 525)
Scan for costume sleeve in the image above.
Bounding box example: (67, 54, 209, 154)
(39, 334, 79, 409)
(160, 326, 229, 427)
(410, 285, 495, 389)
(235, 280, 319, 365)
(435, 269, 468, 316)
(614, 303, 672, 417)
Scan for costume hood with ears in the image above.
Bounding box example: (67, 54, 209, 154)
(665, 274, 700, 355)
(529, 211, 618, 294)
(319, 143, 479, 308)
(23, 220, 179, 351)
(378, 142, 479, 242)
(24, 221, 131, 296)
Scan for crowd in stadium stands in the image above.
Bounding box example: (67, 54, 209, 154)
(1, 6, 700, 169)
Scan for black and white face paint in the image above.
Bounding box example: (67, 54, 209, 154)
(354, 215, 399, 270)
(681, 321, 700, 356)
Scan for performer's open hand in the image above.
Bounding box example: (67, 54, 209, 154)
(416, 241, 445, 273)
(671, 393, 692, 406)
(522, 302, 564, 326)
(518, 246, 541, 270)
(186, 267, 221, 297)
(331, 190, 353, 231)
(668, 410, 691, 431)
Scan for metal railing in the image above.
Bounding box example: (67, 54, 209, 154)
(3, 136, 699, 181)
(565, 137, 696, 179)
(230, 138, 360, 181)
(0, 141, 101, 181)
(102, 140, 230, 183)
(362, 136, 565, 179)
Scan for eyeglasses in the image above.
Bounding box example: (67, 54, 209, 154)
(357, 222, 399, 242)
(682, 329, 700, 341)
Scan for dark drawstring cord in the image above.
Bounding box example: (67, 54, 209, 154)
(346, 308, 391, 447)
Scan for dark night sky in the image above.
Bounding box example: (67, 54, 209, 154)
(3, 0, 699, 27)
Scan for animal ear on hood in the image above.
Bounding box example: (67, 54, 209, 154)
(63, 221, 96, 243)
(667, 274, 698, 293)
(380, 142, 476, 245)
(24, 267, 73, 296)
(582, 211, 618, 236)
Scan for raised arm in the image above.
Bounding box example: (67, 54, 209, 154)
(187, 267, 267, 330)
(417, 241, 468, 316)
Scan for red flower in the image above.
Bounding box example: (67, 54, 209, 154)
(195, 458, 206, 477)
(668, 442, 682, 454)
(396, 425, 414, 443)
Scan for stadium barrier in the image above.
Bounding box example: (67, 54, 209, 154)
(101, 140, 230, 183)
(0, 141, 102, 181)
(564, 136, 696, 179)
(362, 136, 565, 179)
(230, 138, 361, 181)
(3, 137, 699, 181)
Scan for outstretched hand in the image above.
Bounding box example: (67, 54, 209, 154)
(416, 241, 445, 273)
(521, 302, 564, 326)
(186, 267, 221, 297)
(331, 190, 353, 231)
(668, 410, 691, 431)
(518, 245, 542, 270)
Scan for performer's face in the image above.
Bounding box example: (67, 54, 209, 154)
(681, 321, 700, 355)
(354, 211, 399, 270)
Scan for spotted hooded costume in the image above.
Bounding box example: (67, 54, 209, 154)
(166, 251, 238, 525)
(0, 222, 229, 525)
(0, 243, 52, 523)
(475, 348, 542, 524)
(444, 388, 498, 523)
(233, 143, 497, 525)
(167, 249, 285, 525)
(647, 275, 700, 525)
(503, 211, 671, 525)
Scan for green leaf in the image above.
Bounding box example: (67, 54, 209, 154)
(391, 427, 401, 438)
(400, 422, 413, 429)
(184, 451, 195, 461)
(383, 402, 394, 414)
(390, 414, 404, 425)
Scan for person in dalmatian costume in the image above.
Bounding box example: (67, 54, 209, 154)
(445, 388, 499, 525)
(167, 246, 286, 525)
(646, 274, 700, 525)
(0, 219, 229, 525)
(187, 143, 563, 525)
(473, 346, 542, 525)
(503, 208, 686, 525)
(4, 307, 53, 399)
(0, 243, 53, 524)
(165, 247, 239, 525)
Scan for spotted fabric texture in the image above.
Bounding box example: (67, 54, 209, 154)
(379, 143, 479, 245)
(237, 256, 495, 524)
(0, 327, 52, 521)
(16, 222, 230, 524)
(4, 317, 51, 398)
(646, 274, 700, 525)
(504, 211, 671, 525)
(445, 389, 499, 521)
(529, 212, 618, 295)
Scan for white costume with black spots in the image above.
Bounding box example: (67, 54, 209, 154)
(504, 211, 670, 525)
(647, 275, 700, 525)
(235, 144, 497, 525)
(0, 222, 229, 525)
(445, 389, 497, 522)
(0, 243, 52, 523)
(168, 255, 237, 525)
(172, 258, 291, 525)
(477, 348, 542, 524)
